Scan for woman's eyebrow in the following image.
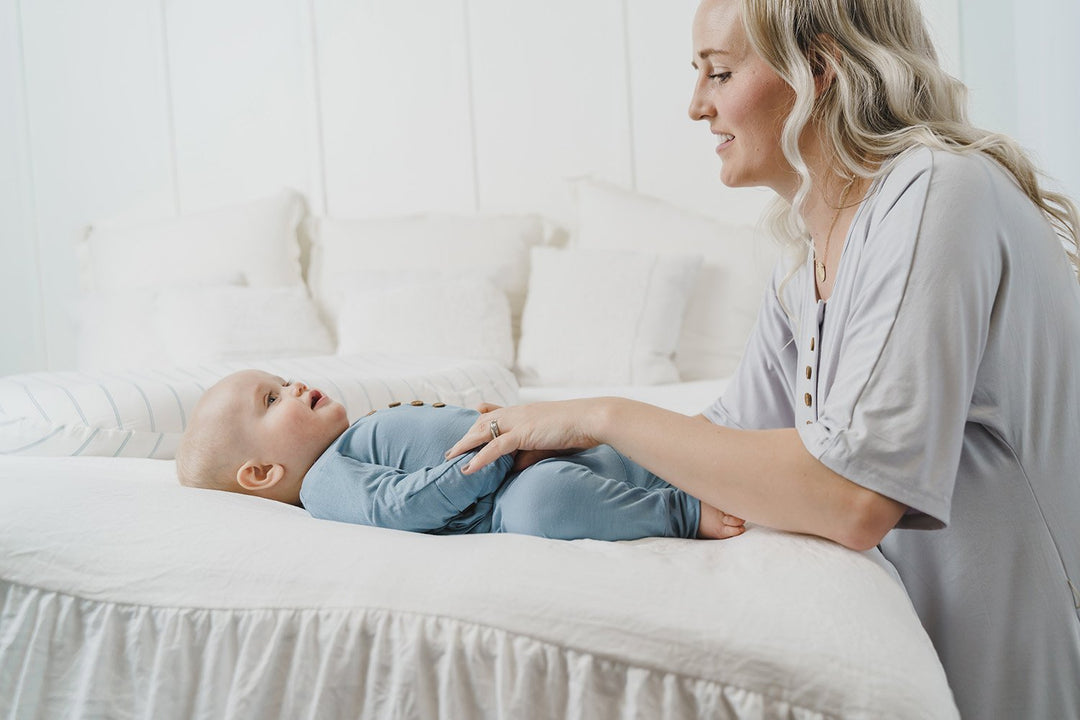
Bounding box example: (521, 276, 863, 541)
(693, 48, 730, 69)
(698, 48, 730, 60)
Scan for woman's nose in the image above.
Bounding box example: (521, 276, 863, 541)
(688, 80, 713, 122)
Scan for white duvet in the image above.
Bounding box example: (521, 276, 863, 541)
(0, 454, 958, 719)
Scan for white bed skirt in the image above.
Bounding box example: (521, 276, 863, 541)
(4, 581, 848, 720)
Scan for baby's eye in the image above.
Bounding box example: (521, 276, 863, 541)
(267, 393, 278, 407)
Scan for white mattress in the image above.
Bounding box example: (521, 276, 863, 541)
(0, 451, 959, 718)
(518, 378, 729, 416)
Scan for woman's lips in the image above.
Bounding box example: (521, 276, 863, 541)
(715, 133, 734, 154)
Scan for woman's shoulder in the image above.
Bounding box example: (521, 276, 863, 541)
(877, 145, 1016, 208)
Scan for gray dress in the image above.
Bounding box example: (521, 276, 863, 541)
(705, 147, 1080, 718)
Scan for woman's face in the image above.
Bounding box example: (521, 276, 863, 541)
(688, 0, 798, 197)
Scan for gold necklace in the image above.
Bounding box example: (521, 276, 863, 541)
(815, 178, 854, 285)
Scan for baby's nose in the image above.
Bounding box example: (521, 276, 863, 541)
(293, 381, 308, 396)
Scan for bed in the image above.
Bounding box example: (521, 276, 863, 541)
(1, 187, 959, 718)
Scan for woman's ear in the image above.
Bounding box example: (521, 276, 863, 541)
(236, 461, 285, 492)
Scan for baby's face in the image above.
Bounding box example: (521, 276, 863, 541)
(219, 369, 350, 474)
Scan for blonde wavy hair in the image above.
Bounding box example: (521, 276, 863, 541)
(740, 0, 1080, 281)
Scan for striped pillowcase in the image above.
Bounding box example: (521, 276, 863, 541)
(0, 355, 518, 459)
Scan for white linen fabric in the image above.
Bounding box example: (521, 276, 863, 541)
(337, 276, 514, 368)
(0, 354, 516, 459)
(570, 178, 780, 380)
(306, 213, 545, 341)
(0, 455, 958, 720)
(516, 247, 701, 386)
(80, 188, 306, 292)
(706, 148, 1080, 718)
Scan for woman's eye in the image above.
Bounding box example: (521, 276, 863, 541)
(710, 72, 731, 84)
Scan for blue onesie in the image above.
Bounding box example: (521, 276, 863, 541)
(299, 404, 700, 541)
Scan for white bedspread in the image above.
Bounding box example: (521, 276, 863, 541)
(0, 455, 958, 719)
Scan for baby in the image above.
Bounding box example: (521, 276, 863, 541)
(176, 370, 743, 541)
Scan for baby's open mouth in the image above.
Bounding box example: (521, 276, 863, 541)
(309, 390, 323, 409)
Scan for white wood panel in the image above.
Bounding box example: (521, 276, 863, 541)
(918, 0, 961, 76)
(315, 0, 476, 218)
(1013, 0, 1080, 201)
(0, 0, 45, 375)
(165, 0, 319, 213)
(20, 0, 176, 370)
(627, 0, 774, 226)
(467, 0, 633, 223)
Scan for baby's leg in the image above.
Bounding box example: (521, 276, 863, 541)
(491, 447, 700, 541)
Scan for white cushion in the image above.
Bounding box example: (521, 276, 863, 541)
(156, 286, 335, 365)
(571, 178, 779, 380)
(337, 275, 514, 368)
(77, 285, 334, 370)
(0, 355, 518, 459)
(306, 213, 545, 341)
(80, 188, 306, 292)
(516, 247, 701, 386)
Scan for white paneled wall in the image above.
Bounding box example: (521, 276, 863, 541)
(0, 0, 45, 371)
(317, 0, 477, 217)
(165, 0, 320, 214)
(1, 0, 1075, 375)
(468, 0, 634, 220)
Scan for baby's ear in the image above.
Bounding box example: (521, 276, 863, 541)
(236, 461, 285, 492)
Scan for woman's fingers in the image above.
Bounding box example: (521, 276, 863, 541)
(445, 410, 504, 461)
(461, 434, 516, 474)
(475, 402, 503, 414)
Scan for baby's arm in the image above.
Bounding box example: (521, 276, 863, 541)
(303, 451, 512, 533)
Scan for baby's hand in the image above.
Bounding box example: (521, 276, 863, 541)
(697, 503, 745, 540)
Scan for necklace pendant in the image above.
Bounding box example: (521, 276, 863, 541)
(815, 259, 827, 284)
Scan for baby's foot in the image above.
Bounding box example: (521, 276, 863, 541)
(698, 502, 746, 540)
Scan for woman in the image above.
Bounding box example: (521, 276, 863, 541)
(448, 0, 1080, 715)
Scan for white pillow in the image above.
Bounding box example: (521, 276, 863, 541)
(337, 275, 514, 368)
(77, 285, 333, 370)
(156, 286, 335, 365)
(81, 188, 306, 292)
(306, 213, 545, 341)
(571, 178, 779, 380)
(516, 247, 701, 386)
(0, 355, 518, 459)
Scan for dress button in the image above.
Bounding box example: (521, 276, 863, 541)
(432, 402, 446, 408)
(810, 337, 815, 352)
(804, 393, 812, 407)
(365, 409, 377, 416)
(806, 420, 812, 425)
(388, 401, 401, 408)
(805, 366, 812, 380)
(410, 400, 424, 406)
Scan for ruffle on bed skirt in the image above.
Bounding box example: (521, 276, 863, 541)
(1, 581, 832, 720)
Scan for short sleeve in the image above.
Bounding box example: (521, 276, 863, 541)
(704, 263, 798, 429)
(798, 149, 1003, 528)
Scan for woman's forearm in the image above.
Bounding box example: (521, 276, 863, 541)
(588, 397, 904, 550)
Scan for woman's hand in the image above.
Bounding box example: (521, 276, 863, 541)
(470, 403, 577, 471)
(448, 399, 607, 474)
